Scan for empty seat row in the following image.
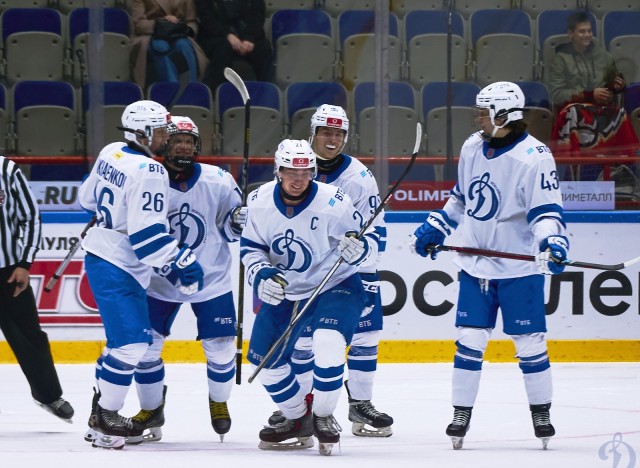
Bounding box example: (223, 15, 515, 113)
(264, 0, 639, 19)
(0, 7, 130, 85)
(0, 0, 126, 14)
(0, 79, 559, 162)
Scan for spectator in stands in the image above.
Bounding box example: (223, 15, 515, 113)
(195, 0, 273, 93)
(130, 0, 209, 88)
(548, 11, 639, 164)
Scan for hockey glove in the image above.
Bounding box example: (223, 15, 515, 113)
(339, 231, 370, 266)
(536, 235, 569, 275)
(410, 210, 455, 259)
(229, 206, 248, 235)
(253, 265, 287, 306)
(170, 245, 204, 295)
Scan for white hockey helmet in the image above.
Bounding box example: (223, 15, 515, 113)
(274, 139, 317, 179)
(475, 81, 525, 129)
(310, 104, 349, 148)
(168, 115, 201, 156)
(121, 100, 171, 141)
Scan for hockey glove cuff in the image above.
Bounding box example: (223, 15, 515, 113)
(537, 235, 569, 275)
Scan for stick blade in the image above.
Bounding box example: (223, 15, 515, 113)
(413, 122, 422, 155)
(223, 67, 250, 104)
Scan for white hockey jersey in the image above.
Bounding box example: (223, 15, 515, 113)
(443, 132, 564, 279)
(79, 142, 180, 288)
(240, 180, 379, 300)
(316, 154, 386, 274)
(146, 163, 242, 303)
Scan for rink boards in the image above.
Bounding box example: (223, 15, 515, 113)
(0, 211, 639, 363)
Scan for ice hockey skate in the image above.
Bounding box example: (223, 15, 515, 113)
(530, 403, 555, 449)
(345, 380, 393, 437)
(34, 397, 74, 424)
(313, 413, 341, 456)
(209, 398, 231, 442)
(84, 387, 100, 443)
(258, 411, 314, 450)
(446, 406, 472, 450)
(92, 404, 142, 450)
(126, 385, 167, 445)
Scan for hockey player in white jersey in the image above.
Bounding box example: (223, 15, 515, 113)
(79, 101, 204, 450)
(124, 116, 246, 444)
(242, 139, 380, 455)
(410, 82, 566, 450)
(267, 105, 392, 437)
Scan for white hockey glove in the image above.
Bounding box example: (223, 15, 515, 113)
(536, 235, 569, 275)
(229, 206, 248, 235)
(252, 264, 287, 306)
(410, 210, 455, 259)
(170, 245, 204, 295)
(339, 231, 370, 266)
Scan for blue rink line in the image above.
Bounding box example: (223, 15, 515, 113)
(42, 211, 640, 224)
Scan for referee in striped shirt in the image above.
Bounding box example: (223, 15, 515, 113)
(0, 156, 74, 422)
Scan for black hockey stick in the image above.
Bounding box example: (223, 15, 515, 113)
(224, 67, 251, 385)
(433, 245, 640, 271)
(248, 122, 423, 384)
(44, 216, 96, 292)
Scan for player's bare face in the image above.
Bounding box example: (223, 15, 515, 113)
(569, 22, 593, 53)
(279, 168, 313, 199)
(313, 127, 345, 160)
(149, 126, 169, 154)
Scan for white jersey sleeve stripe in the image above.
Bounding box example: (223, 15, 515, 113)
(527, 203, 564, 226)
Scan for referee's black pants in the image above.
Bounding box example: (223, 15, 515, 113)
(0, 266, 63, 404)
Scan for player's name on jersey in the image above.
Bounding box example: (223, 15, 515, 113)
(29, 181, 83, 211)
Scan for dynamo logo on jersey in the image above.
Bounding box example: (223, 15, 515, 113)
(466, 172, 500, 221)
(167, 203, 206, 249)
(271, 229, 313, 272)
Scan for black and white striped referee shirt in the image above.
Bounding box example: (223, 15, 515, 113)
(0, 156, 41, 269)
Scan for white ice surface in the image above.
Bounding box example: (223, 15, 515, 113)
(0, 363, 638, 468)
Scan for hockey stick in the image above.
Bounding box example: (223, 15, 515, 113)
(248, 122, 422, 384)
(44, 216, 96, 292)
(433, 245, 640, 271)
(224, 67, 251, 385)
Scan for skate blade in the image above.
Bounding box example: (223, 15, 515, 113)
(126, 427, 163, 445)
(351, 422, 393, 438)
(451, 436, 464, 450)
(258, 436, 314, 451)
(84, 428, 99, 443)
(319, 442, 335, 456)
(34, 400, 73, 424)
(92, 433, 125, 450)
(540, 437, 550, 450)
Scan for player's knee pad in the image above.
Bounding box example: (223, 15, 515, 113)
(313, 329, 346, 369)
(108, 342, 149, 367)
(513, 332, 550, 374)
(454, 327, 491, 371)
(202, 336, 235, 364)
(294, 335, 313, 353)
(349, 330, 380, 348)
(139, 329, 166, 364)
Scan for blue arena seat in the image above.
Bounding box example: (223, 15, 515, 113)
(148, 81, 215, 155)
(270, 9, 335, 88)
(603, 11, 640, 83)
(285, 82, 348, 142)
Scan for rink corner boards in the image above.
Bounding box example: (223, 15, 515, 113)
(1, 339, 639, 364)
